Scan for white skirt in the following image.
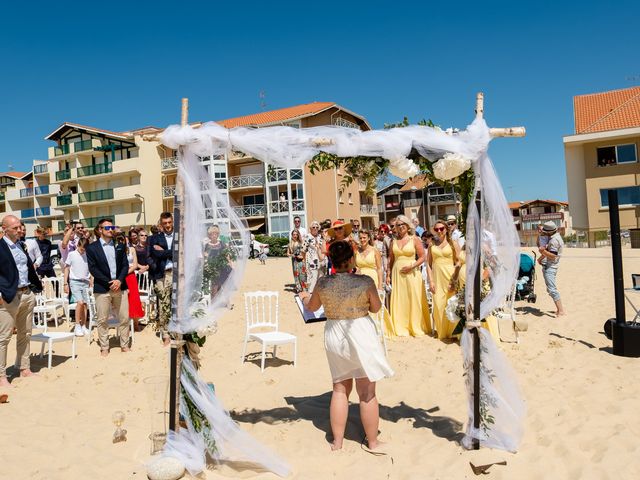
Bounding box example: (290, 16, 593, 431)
(324, 315, 394, 383)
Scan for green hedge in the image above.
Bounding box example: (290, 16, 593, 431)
(255, 234, 290, 257)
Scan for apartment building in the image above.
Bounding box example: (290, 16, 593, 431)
(3, 101, 376, 239)
(376, 174, 461, 228)
(564, 86, 640, 246)
(156, 102, 376, 237)
(1, 171, 28, 218)
(509, 199, 571, 246)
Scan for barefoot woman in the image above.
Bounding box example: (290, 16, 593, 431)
(300, 240, 394, 451)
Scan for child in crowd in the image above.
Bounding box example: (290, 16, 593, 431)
(259, 245, 268, 265)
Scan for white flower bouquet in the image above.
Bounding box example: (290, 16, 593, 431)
(433, 152, 471, 181)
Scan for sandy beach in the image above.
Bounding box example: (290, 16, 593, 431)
(2, 248, 640, 480)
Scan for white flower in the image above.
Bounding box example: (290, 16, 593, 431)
(433, 152, 471, 181)
(446, 294, 460, 323)
(196, 320, 218, 338)
(388, 155, 420, 179)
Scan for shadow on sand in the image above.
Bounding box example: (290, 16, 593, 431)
(231, 391, 464, 445)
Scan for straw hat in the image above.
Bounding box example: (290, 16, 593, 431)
(542, 221, 557, 233)
(327, 220, 352, 237)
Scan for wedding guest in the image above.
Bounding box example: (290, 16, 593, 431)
(204, 225, 233, 301)
(34, 227, 56, 279)
(149, 212, 174, 345)
(412, 218, 425, 237)
(116, 233, 144, 331)
(304, 221, 325, 292)
(64, 238, 91, 337)
(539, 221, 566, 317)
(0, 215, 42, 387)
(374, 225, 392, 285)
(387, 215, 431, 337)
(60, 221, 86, 267)
(290, 216, 307, 240)
(300, 240, 393, 452)
(446, 214, 465, 247)
(134, 229, 151, 273)
(86, 219, 131, 356)
(287, 229, 307, 293)
(350, 218, 361, 245)
(128, 228, 140, 248)
(24, 227, 43, 272)
(427, 219, 462, 340)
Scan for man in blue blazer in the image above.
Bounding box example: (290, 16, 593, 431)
(148, 212, 174, 345)
(0, 215, 43, 387)
(86, 218, 130, 356)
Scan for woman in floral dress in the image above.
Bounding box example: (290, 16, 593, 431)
(288, 229, 307, 293)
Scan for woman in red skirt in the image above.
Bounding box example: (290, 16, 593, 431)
(116, 233, 145, 330)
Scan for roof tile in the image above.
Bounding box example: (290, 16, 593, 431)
(574, 86, 640, 134)
(217, 102, 336, 128)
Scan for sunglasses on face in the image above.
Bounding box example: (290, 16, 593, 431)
(139, 233, 147, 237)
(102, 225, 117, 231)
(447, 222, 455, 226)
(434, 227, 446, 232)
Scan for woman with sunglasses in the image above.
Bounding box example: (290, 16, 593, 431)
(116, 232, 145, 330)
(287, 229, 308, 293)
(387, 214, 431, 337)
(427, 219, 462, 340)
(304, 221, 325, 292)
(134, 229, 151, 273)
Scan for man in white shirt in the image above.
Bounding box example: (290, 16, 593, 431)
(22, 225, 43, 271)
(0, 215, 42, 387)
(446, 214, 465, 247)
(290, 216, 307, 240)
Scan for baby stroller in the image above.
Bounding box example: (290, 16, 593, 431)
(515, 251, 536, 302)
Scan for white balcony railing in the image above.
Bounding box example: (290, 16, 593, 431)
(161, 156, 178, 170)
(233, 204, 266, 217)
(429, 193, 460, 203)
(162, 185, 176, 198)
(269, 201, 289, 213)
(360, 204, 378, 215)
(292, 199, 305, 211)
(229, 174, 265, 189)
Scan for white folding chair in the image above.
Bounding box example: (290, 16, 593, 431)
(41, 277, 65, 326)
(494, 283, 520, 343)
(242, 291, 296, 372)
(86, 295, 135, 346)
(30, 332, 76, 369)
(136, 270, 151, 321)
(33, 294, 57, 332)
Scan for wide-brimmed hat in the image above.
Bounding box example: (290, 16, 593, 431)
(328, 220, 352, 237)
(542, 221, 557, 233)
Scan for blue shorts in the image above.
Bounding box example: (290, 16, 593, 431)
(69, 279, 91, 304)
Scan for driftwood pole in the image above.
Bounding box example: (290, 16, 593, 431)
(470, 92, 525, 450)
(168, 98, 189, 432)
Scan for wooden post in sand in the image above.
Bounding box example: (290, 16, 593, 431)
(168, 98, 189, 432)
(470, 93, 525, 449)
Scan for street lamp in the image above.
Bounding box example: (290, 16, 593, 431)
(134, 194, 147, 227)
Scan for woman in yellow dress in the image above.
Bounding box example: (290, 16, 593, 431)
(427, 219, 462, 340)
(356, 230, 394, 338)
(387, 215, 431, 337)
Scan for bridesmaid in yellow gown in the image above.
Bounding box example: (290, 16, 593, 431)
(387, 215, 431, 337)
(355, 230, 394, 338)
(427, 219, 462, 340)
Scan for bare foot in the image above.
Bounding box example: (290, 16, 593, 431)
(100, 350, 109, 357)
(121, 347, 131, 353)
(365, 439, 388, 455)
(556, 311, 567, 317)
(163, 336, 171, 347)
(330, 440, 343, 451)
(19, 369, 38, 378)
(0, 377, 11, 388)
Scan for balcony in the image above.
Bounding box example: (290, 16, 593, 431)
(269, 200, 289, 213)
(73, 139, 94, 152)
(161, 156, 178, 170)
(292, 199, 305, 211)
(163, 185, 176, 198)
(429, 193, 460, 204)
(81, 216, 112, 229)
(79, 188, 114, 203)
(56, 170, 72, 181)
(403, 198, 423, 208)
(36, 207, 63, 218)
(229, 174, 265, 189)
(360, 204, 378, 215)
(77, 162, 112, 178)
(214, 179, 227, 189)
(20, 187, 34, 198)
(21, 208, 35, 219)
(56, 194, 73, 206)
(267, 169, 287, 182)
(33, 163, 49, 175)
(0, 192, 4, 202)
(35, 184, 60, 196)
(54, 144, 70, 156)
(233, 204, 266, 218)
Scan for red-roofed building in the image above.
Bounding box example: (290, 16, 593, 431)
(564, 86, 640, 246)
(509, 200, 572, 246)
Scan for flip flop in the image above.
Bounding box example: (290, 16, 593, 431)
(0, 394, 8, 404)
(469, 461, 507, 475)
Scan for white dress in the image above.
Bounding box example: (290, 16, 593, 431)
(315, 273, 394, 383)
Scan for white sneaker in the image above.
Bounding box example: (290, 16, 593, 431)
(74, 324, 84, 337)
(83, 326, 90, 336)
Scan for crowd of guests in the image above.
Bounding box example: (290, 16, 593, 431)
(287, 213, 473, 341)
(0, 212, 182, 377)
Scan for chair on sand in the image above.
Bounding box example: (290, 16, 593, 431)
(241, 291, 297, 372)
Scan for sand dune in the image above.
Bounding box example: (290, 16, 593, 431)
(2, 248, 640, 479)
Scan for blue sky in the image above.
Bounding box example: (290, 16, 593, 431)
(1, 0, 638, 202)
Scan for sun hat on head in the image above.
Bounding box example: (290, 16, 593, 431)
(446, 214, 457, 223)
(542, 221, 557, 233)
(327, 219, 352, 237)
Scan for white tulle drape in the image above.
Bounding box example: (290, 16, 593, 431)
(461, 328, 526, 452)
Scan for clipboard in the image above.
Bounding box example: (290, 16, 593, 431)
(294, 295, 327, 323)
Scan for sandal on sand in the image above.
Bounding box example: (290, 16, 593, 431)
(0, 394, 8, 404)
